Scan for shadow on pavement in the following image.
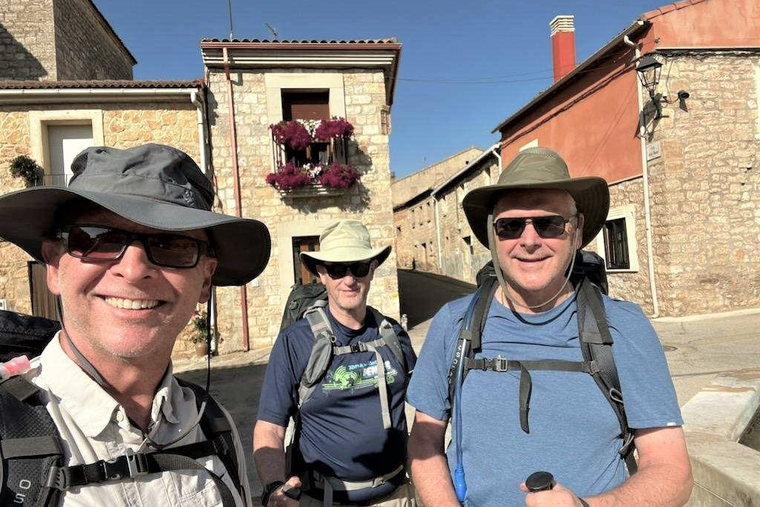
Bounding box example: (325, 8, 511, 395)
(398, 269, 476, 328)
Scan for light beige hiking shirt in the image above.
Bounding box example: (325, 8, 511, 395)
(22, 334, 252, 507)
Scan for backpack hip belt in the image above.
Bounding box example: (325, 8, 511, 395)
(310, 464, 405, 507)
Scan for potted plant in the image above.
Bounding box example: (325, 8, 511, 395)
(9, 155, 43, 187)
(190, 310, 211, 357)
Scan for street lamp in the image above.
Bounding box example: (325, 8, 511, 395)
(635, 55, 664, 119)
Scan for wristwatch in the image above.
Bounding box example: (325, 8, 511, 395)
(261, 480, 284, 506)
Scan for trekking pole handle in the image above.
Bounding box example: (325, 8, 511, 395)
(526, 471, 556, 492)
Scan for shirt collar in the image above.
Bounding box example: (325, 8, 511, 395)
(39, 333, 182, 437)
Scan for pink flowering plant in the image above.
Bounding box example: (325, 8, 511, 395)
(314, 117, 354, 141)
(270, 121, 312, 151)
(266, 162, 360, 191)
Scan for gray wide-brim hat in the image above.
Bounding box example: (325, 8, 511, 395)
(300, 220, 391, 276)
(462, 147, 609, 248)
(0, 144, 270, 286)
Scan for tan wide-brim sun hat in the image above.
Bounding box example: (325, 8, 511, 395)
(300, 220, 391, 276)
(462, 147, 609, 249)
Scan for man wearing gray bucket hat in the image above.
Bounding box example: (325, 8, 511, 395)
(0, 144, 270, 507)
(407, 148, 691, 507)
(254, 220, 417, 507)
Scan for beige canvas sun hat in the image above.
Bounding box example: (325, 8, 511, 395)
(462, 147, 609, 249)
(300, 220, 391, 275)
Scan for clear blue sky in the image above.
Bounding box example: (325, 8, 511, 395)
(96, 0, 668, 179)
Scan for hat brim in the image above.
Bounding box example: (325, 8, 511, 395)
(300, 245, 391, 276)
(462, 177, 609, 249)
(0, 186, 270, 286)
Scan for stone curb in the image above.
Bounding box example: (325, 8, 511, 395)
(682, 369, 760, 506)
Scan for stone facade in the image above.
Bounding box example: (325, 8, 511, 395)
(0, 0, 56, 80)
(0, 0, 133, 81)
(394, 152, 497, 284)
(0, 101, 200, 353)
(436, 160, 497, 283)
(643, 52, 760, 315)
(207, 67, 399, 353)
(391, 146, 482, 208)
(53, 0, 134, 80)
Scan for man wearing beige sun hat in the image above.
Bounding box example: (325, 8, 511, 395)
(406, 148, 692, 507)
(254, 220, 417, 507)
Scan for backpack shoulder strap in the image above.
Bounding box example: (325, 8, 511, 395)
(0, 376, 64, 507)
(447, 279, 497, 403)
(299, 301, 335, 407)
(576, 279, 637, 473)
(367, 307, 407, 375)
(175, 378, 243, 496)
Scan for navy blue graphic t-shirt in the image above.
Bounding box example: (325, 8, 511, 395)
(257, 306, 416, 503)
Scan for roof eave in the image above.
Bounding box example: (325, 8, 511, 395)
(491, 19, 647, 134)
(432, 143, 500, 196)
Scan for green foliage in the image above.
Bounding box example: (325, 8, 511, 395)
(190, 310, 210, 343)
(9, 155, 43, 187)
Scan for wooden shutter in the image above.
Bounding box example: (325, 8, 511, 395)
(282, 91, 330, 121)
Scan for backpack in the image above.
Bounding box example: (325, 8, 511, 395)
(284, 300, 409, 496)
(449, 253, 637, 474)
(279, 283, 328, 332)
(0, 310, 244, 507)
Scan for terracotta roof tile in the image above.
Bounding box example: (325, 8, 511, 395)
(200, 37, 398, 44)
(0, 79, 203, 90)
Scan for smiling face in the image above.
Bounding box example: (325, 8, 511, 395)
(41, 208, 217, 363)
(492, 189, 583, 308)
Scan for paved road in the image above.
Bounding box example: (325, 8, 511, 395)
(175, 269, 760, 499)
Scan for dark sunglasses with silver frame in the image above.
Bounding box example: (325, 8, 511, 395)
(58, 224, 215, 269)
(493, 215, 576, 241)
(319, 261, 373, 280)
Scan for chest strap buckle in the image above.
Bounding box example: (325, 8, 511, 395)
(494, 357, 509, 372)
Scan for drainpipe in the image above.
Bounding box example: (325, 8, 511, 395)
(190, 91, 208, 175)
(223, 46, 251, 349)
(434, 195, 443, 273)
(490, 142, 502, 182)
(624, 34, 659, 317)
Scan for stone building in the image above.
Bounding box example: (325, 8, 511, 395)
(0, 0, 135, 80)
(199, 39, 402, 352)
(492, 0, 760, 317)
(393, 146, 500, 283)
(392, 146, 483, 270)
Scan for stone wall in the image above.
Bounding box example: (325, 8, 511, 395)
(0, 101, 199, 353)
(207, 68, 399, 353)
(587, 177, 655, 315)
(53, 0, 133, 80)
(0, 0, 56, 80)
(391, 146, 483, 208)
(646, 52, 760, 316)
(437, 161, 496, 283)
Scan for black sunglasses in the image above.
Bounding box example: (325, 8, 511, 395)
(319, 261, 373, 280)
(58, 225, 215, 269)
(493, 215, 575, 240)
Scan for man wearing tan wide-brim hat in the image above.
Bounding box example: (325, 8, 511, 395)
(254, 220, 417, 507)
(407, 148, 692, 507)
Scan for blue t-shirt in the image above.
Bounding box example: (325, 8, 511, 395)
(257, 307, 417, 503)
(406, 291, 682, 507)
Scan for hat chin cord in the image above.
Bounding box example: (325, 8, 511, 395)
(487, 213, 578, 312)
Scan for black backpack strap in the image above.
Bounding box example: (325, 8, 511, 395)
(176, 378, 244, 497)
(47, 448, 237, 507)
(576, 279, 637, 473)
(0, 376, 64, 507)
(447, 279, 496, 404)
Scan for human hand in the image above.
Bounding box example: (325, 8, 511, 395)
(521, 480, 586, 507)
(266, 476, 302, 507)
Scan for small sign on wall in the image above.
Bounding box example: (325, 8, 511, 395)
(646, 140, 661, 161)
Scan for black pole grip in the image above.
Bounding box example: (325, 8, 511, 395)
(526, 471, 555, 492)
